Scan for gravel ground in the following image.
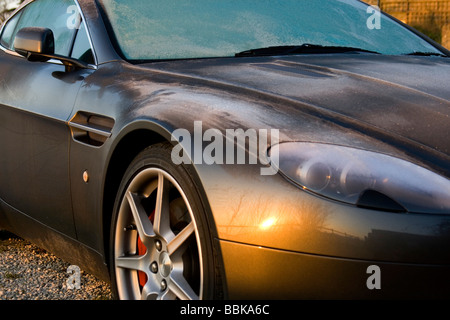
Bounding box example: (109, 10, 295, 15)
(0, 230, 112, 300)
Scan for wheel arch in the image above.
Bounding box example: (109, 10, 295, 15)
(101, 122, 224, 291)
(102, 123, 168, 269)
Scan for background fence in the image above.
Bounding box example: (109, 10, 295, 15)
(364, 0, 450, 47)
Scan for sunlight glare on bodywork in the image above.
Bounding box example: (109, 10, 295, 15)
(259, 217, 278, 230)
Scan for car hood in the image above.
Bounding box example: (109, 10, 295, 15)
(141, 54, 450, 175)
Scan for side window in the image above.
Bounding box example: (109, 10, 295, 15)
(71, 22, 95, 64)
(0, 0, 94, 64)
(0, 11, 23, 49)
(12, 0, 77, 56)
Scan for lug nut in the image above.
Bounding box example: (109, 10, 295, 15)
(161, 279, 167, 291)
(123, 224, 136, 231)
(150, 261, 158, 274)
(155, 240, 162, 251)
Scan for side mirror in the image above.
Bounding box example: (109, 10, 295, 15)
(14, 27, 55, 62)
(13, 27, 92, 71)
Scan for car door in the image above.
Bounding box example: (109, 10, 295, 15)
(0, 0, 95, 237)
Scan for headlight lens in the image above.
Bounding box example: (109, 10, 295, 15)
(270, 142, 450, 214)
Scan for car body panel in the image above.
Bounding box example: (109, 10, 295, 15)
(0, 47, 92, 237)
(0, 0, 449, 299)
(219, 240, 450, 299)
(61, 55, 450, 265)
(139, 55, 450, 175)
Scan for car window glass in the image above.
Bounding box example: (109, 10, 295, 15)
(71, 22, 95, 64)
(9, 0, 78, 56)
(0, 11, 23, 49)
(99, 0, 442, 60)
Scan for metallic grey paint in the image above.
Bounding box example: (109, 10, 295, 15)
(0, 0, 449, 299)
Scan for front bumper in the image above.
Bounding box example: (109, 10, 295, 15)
(219, 239, 450, 299)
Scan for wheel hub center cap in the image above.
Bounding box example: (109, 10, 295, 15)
(159, 252, 172, 277)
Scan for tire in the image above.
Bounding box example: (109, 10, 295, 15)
(109, 142, 219, 300)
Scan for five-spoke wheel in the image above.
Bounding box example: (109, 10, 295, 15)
(110, 144, 216, 300)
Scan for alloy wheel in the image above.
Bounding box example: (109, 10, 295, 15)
(113, 168, 203, 300)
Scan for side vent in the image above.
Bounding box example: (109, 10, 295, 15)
(68, 112, 115, 147)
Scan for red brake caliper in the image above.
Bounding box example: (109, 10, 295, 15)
(137, 210, 155, 287)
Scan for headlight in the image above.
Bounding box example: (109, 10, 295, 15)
(270, 142, 450, 214)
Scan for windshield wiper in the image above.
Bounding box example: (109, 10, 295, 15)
(235, 44, 380, 57)
(406, 51, 448, 57)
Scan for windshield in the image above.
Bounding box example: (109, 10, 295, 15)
(98, 0, 443, 61)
